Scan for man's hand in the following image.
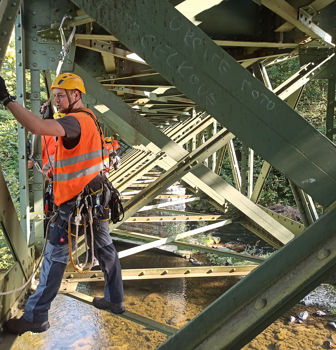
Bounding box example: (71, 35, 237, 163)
(0, 76, 10, 102)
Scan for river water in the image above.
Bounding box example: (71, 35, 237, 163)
(11, 246, 239, 350)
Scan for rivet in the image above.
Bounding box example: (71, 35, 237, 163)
(317, 248, 330, 260)
(255, 298, 267, 310)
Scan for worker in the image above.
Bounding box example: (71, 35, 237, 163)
(104, 136, 121, 170)
(0, 73, 125, 335)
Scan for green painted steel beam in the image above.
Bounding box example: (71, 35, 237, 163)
(158, 206, 336, 350)
(63, 265, 257, 282)
(119, 220, 233, 259)
(121, 129, 233, 220)
(289, 180, 316, 227)
(23, 0, 76, 71)
(250, 161, 271, 203)
(66, 291, 177, 336)
(76, 65, 294, 248)
(71, 0, 336, 207)
(0, 167, 33, 281)
(30, 70, 44, 253)
(259, 206, 304, 236)
(16, 8, 31, 242)
(111, 229, 265, 264)
(0, 0, 20, 68)
(326, 78, 336, 141)
(175, 165, 295, 248)
(0, 262, 28, 326)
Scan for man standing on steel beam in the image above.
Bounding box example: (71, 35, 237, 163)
(0, 73, 125, 334)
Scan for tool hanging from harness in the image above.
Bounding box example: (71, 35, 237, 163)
(64, 174, 123, 273)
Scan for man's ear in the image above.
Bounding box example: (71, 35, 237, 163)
(74, 89, 81, 99)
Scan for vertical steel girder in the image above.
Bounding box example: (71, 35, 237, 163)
(290, 180, 317, 226)
(0, 0, 20, 68)
(326, 78, 336, 142)
(16, 7, 31, 241)
(30, 70, 44, 251)
(71, 0, 336, 208)
(158, 207, 336, 350)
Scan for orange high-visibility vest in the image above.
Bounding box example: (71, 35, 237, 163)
(106, 142, 113, 153)
(42, 135, 56, 176)
(53, 109, 108, 206)
(112, 140, 119, 152)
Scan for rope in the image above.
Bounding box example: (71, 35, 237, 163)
(56, 14, 76, 76)
(0, 212, 57, 296)
(68, 203, 95, 274)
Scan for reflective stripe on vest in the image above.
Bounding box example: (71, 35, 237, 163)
(54, 149, 108, 168)
(54, 162, 104, 182)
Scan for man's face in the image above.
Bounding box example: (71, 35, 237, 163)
(52, 88, 76, 113)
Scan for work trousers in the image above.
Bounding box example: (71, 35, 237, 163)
(23, 202, 124, 323)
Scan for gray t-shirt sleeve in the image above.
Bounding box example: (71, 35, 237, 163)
(56, 116, 81, 149)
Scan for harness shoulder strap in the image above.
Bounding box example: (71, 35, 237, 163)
(70, 109, 105, 164)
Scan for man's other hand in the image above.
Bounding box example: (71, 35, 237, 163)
(0, 76, 10, 102)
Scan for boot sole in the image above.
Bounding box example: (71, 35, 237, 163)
(93, 301, 125, 314)
(16, 322, 50, 335)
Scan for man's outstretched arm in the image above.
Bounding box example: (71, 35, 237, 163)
(0, 76, 65, 137)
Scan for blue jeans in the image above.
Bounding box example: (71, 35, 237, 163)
(23, 204, 124, 323)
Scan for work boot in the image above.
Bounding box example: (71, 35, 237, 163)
(5, 316, 50, 335)
(93, 296, 125, 314)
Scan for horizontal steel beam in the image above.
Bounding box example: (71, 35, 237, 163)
(63, 265, 257, 282)
(66, 291, 177, 336)
(112, 229, 264, 264)
(119, 220, 232, 259)
(126, 215, 227, 222)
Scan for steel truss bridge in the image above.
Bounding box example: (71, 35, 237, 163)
(0, 0, 336, 349)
